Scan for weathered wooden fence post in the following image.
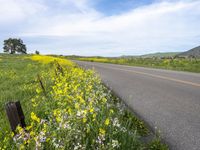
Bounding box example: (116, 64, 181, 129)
(56, 61, 64, 76)
(5, 101, 26, 133)
(37, 74, 47, 96)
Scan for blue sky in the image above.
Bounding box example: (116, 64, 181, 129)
(95, 0, 154, 15)
(0, 0, 200, 56)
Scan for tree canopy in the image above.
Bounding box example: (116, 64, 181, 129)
(3, 38, 27, 54)
(35, 50, 40, 55)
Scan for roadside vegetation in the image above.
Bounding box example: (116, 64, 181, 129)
(0, 54, 168, 149)
(71, 56, 200, 73)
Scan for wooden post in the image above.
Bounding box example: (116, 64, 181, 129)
(37, 74, 47, 96)
(56, 61, 64, 76)
(5, 101, 26, 133)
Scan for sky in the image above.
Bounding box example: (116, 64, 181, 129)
(0, 0, 200, 56)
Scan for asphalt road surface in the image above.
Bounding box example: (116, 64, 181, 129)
(74, 60, 200, 150)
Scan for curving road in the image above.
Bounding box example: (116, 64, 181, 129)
(74, 60, 200, 150)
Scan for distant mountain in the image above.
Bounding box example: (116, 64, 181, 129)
(141, 52, 180, 58)
(177, 46, 200, 58)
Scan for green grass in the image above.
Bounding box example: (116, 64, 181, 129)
(0, 55, 50, 131)
(0, 54, 168, 149)
(71, 56, 200, 73)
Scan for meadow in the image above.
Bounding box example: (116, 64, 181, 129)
(72, 57, 200, 73)
(0, 54, 167, 149)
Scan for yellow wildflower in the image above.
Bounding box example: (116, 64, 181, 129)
(30, 131, 35, 137)
(79, 96, 85, 104)
(75, 103, 80, 109)
(68, 108, 72, 115)
(19, 144, 25, 150)
(92, 113, 96, 121)
(56, 116, 62, 123)
(105, 118, 110, 126)
(53, 109, 61, 116)
(99, 128, 105, 136)
(16, 126, 23, 133)
(83, 109, 88, 115)
(90, 108, 94, 113)
(83, 117, 87, 123)
(26, 125, 32, 130)
(30, 55, 74, 66)
(11, 132, 14, 137)
(102, 98, 107, 103)
(31, 112, 40, 123)
(110, 109, 114, 114)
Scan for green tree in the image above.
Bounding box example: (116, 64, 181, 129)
(35, 50, 40, 55)
(3, 38, 27, 54)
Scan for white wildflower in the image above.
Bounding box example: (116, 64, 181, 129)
(113, 118, 120, 127)
(112, 140, 120, 148)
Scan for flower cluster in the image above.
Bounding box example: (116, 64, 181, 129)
(1, 55, 153, 149)
(30, 55, 74, 66)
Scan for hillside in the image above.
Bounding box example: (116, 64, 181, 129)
(177, 46, 200, 58)
(141, 52, 180, 58)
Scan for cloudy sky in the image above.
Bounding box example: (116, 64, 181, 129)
(0, 0, 200, 56)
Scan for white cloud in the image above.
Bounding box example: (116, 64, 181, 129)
(1, 0, 200, 56)
(0, 0, 46, 24)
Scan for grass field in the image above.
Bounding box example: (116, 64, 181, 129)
(71, 57, 200, 73)
(0, 54, 168, 149)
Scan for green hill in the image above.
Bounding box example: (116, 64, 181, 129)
(141, 52, 180, 58)
(177, 46, 200, 58)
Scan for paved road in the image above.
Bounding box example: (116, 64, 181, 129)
(74, 60, 200, 150)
